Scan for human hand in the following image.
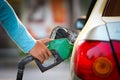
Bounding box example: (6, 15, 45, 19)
(29, 38, 52, 63)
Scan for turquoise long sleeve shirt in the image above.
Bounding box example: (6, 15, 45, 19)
(0, 0, 36, 53)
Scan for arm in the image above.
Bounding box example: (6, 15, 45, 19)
(0, 1, 36, 53)
(0, 1, 51, 62)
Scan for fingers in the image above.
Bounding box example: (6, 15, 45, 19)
(35, 53, 44, 63)
(41, 38, 52, 57)
(40, 38, 52, 57)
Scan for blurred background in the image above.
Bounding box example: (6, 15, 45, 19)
(0, 0, 91, 80)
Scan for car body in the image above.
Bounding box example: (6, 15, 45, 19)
(71, 0, 120, 80)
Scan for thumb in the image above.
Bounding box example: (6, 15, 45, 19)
(41, 38, 52, 44)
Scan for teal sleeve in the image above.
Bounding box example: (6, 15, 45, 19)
(0, 1, 36, 53)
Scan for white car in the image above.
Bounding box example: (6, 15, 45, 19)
(71, 0, 120, 80)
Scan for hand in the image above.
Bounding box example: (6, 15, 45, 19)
(29, 38, 52, 63)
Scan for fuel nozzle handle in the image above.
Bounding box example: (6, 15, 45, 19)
(36, 38, 73, 72)
(35, 50, 63, 72)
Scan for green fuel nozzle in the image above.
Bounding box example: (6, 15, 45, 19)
(48, 38, 73, 60)
(35, 38, 73, 72)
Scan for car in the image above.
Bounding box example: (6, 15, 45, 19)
(70, 0, 120, 80)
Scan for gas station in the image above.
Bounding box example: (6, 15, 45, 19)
(0, 0, 120, 80)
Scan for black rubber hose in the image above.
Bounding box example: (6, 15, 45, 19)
(16, 56, 34, 80)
